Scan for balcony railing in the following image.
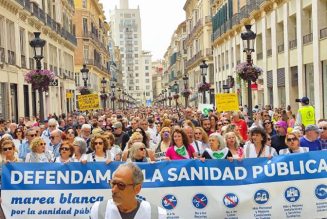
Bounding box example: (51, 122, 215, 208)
(320, 27, 327, 39)
(267, 49, 272, 57)
(0, 47, 5, 63)
(232, 13, 240, 26)
(257, 52, 263, 60)
(289, 39, 297, 49)
(8, 50, 16, 65)
(186, 19, 203, 44)
(30, 2, 46, 24)
(303, 33, 313, 44)
(278, 44, 284, 53)
(185, 50, 203, 69)
(14, 0, 25, 7)
(21, 55, 26, 68)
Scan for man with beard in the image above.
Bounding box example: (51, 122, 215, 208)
(90, 162, 166, 219)
(201, 117, 213, 136)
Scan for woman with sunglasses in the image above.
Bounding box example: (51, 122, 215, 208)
(12, 128, 25, 149)
(224, 132, 243, 160)
(122, 132, 155, 161)
(279, 133, 309, 154)
(65, 127, 77, 144)
(243, 127, 277, 158)
(165, 128, 197, 160)
(194, 127, 209, 148)
(1, 140, 21, 163)
(86, 135, 111, 163)
(25, 137, 52, 162)
(263, 119, 276, 136)
(54, 141, 75, 163)
(127, 142, 151, 162)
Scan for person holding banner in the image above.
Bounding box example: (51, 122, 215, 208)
(1, 139, 21, 163)
(224, 132, 244, 160)
(155, 127, 171, 160)
(165, 128, 197, 160)
(126, 142, 151, 162)
(243, 127, 277, 158)
(54, 141, 75, 163)
(72, 137, 87, 162)
(25, 137, 52, 162)
(202, 133, 229, 159)
(90, 162, 166, 219)
(279, 133, 309, 154)
(86, 136, 112, 163)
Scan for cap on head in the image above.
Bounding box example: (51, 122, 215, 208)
(300, 97, 309, 104)
(305, 124, 321, 133)
(113, 122, 123, 129)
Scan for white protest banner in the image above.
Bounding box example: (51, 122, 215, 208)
(1, 151, 327, 218)
(198, 104, 213, 116)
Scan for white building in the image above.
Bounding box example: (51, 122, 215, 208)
(109, 0, 152, 105)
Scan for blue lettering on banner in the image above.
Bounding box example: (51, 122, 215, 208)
(2, 151, 327, 190)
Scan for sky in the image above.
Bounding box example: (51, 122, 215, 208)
(100, 0, 186, 60)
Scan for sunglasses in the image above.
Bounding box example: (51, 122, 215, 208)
(223, 122, 229, 125)
(287, 138, 297, 142)
(139, 147, 146, 151)
(3, 147, 13, 152)
(49, 125, 56, 128)
(60, 147, 70, 151)
(29, 134, 36, 137)
(39, 143, 46, 146)
(264, 122, 271, 125)
(94, 141, 104, 145)
(319, 127, 327, 131)
(194, 132, 202, 135)
(109, 180, 135, 190)
(16, 130, 23, 133)
(67, 131, 75, 134)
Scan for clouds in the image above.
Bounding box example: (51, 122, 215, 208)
(100, 0, 185, 60)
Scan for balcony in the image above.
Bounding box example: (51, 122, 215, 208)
(8, 50, 16, 65)
(30, 2, 46, 24)
(232, 13, 240, 27)
(185, 50, 203, 69)
(257, 52, 263, 60)
(303, 33, 313, 44)
(186, 19, 203, 44)
(0, 47, 5, 63)
(86, 59, 110, 74)
(321, 27, 327, 39)
(278, 44, 284, 53)
(14, 0, 25, 7)
(21, 55, 26, 68)
(289, 39, 297, 49)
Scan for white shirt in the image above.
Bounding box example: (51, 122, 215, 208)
(279, 147, 309, 155)
(243, 143, 277, 158)
(90, 199, 166, 219)
(191, 140, 207, 156)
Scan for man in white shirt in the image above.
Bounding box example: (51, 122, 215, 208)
(90, 162, 166, 219)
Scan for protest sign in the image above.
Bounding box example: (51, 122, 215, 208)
(77, 94, 100, 111)
(1, 151, 327, 218)
(215, 93, 239, 112)
(198, 104, 213, 116)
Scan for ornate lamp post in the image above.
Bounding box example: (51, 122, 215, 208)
(81, 64, 89, 87)
(241, 25, 257, 122)
(173, 81, 179, 110)
(168, 85, 172, 107)
(29, 32, 46, 121)
(110, 80, 116, 112)
(100, 77, 107, 110)
(122, 90, 126, 110)
(200, 60, 208, 104)
(182, 74, 190, 108)
(118, 87, 122, 109)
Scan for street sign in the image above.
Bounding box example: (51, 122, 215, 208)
(49, 79, 58, 86)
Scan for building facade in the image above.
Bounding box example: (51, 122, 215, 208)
(109, 0, 152, 104)
(73, 0, 111, 108)
(0, 0, 76, 121)
(212, 0, 327, 118)
(151, 60, 164, 102)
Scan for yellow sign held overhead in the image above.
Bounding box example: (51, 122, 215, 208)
(215, 93, 239, 112)
(77, 94, 100, 111)
(66, 92, 73, 99)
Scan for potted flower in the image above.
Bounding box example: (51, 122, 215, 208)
(235, 62, 262, 82)
(198, 82, 211, 92)
(110, 96, 117, 101)
(24, 69, 55, 91)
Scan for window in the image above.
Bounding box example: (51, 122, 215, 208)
(145, 60, 149, 64)
(134, 34, 137, 38)
(83, 45, 89, 63)
(134, 41, 138, 45)
(83, 18, 88, 33)
(145, 66, 149, 70)
(19, 28, 25, 55)
(134, 54, 138, 58)
(82, 0, 87, 8)
(146, 92, 150, 96)
(134, 47, 138, 50)
(136, 86, 139, 90)
(146, 79, 150, 83)
(146, 86, 150, 90)
(145, 72, 149, 77)
(135, 79, 139, 83)
(135, 73, 139, 77)
(120, 34, 123, 38)
(135, 66, 138, 70)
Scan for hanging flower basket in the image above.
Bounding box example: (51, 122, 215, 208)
(24, 69, 55, 92)
(173, 94, 179, 100)
(235, 62, 263, 82)
(100, 94, 108, 100)
(181, 89, 191, 97)
(78, 86, 93, 95)
(198, 82, 211, 92)
(110, 96, 117, 101)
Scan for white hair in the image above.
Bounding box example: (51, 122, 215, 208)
(48, 118, 58, 126)
(81, 124, 92, 130)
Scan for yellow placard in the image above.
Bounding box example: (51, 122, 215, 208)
(66, 92, 73, 99)
(215, 93, 239, 112)
(77, 94, 100, 111)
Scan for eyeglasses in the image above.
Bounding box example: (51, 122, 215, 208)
(264, 122, 271, 125)
(319, 127, 327, 131)
(139, 147, 146, 151)
(50, 136, 56, 140)
(287, 138, 297, 142)
(108, 180, 135, 190)
(3, 147, 13, 152)
(67, 131, 75, 134)
(49, 125, 56, 128)
(29, 134, 36, 137)
(94, 141, 104, 145)
(194, 132, 202, 135)
(39, 143, 46, 146)
(60, 147, 70, 151)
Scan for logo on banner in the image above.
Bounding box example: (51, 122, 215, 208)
(223, 193, 239, 208)
(254, 189, 270, 204)
(284, 187, 300, 202)
(315, 184, 327, 200)
(192, 193, 208, 209)
(162, 194, 178, 210)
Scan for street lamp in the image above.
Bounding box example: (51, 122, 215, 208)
(101, 77, 107, 110)
(30, 32, 46, 121)
(110, 80, 116, 112)
(81, 64, 89, 87)
(241, 24, 257, 122)
(117, 87, 122, 109)
(168, 85, 172, 107)
(182, 74, 190, 108)
(173, 81, 179, 109)
(200, 60, 208, 104)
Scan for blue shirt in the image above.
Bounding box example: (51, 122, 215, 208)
(299, 137, 321, 151)
(18, 141, 31, 161)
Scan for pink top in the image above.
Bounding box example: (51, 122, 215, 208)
(166, 145, 196, 160)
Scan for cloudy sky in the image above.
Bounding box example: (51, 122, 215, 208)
(100, 0, 186, 60)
